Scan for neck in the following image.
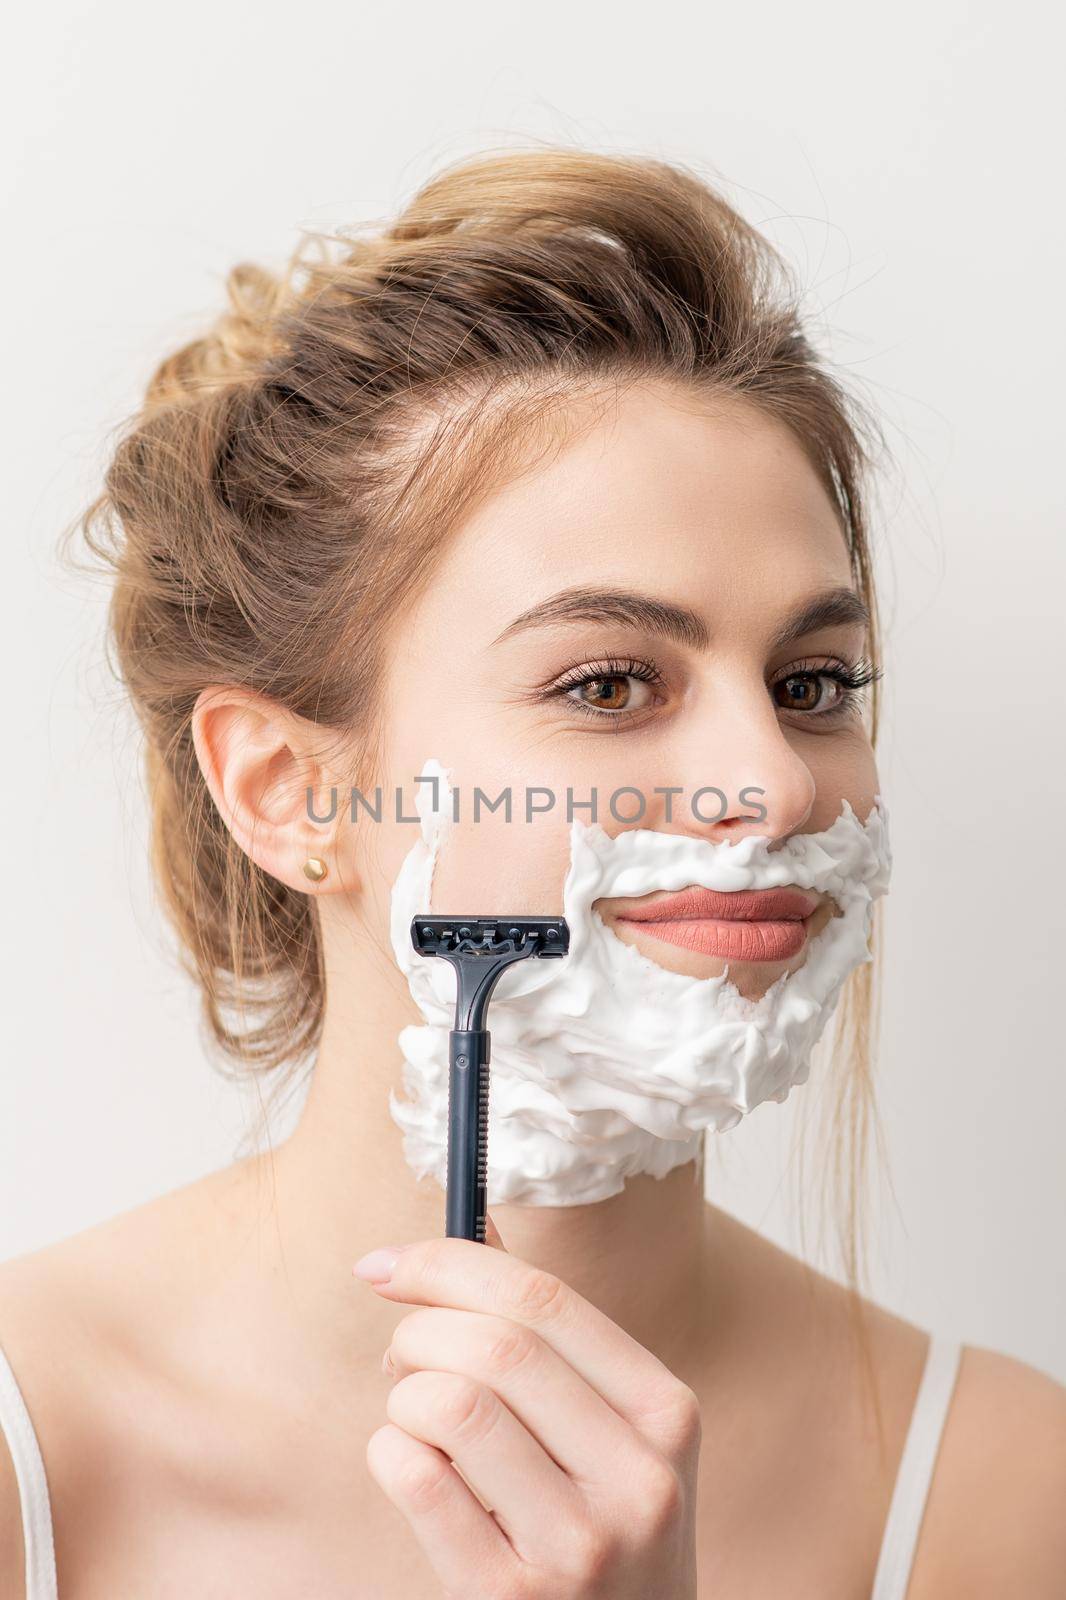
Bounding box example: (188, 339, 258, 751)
(252, 938, 720, 1383)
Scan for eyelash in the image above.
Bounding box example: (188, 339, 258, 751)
(539, 654, 882, 726)
(772, 656, 882, 720)
(543, 656, 665, 724)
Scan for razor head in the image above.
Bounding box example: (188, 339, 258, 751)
(412, 915, 569, 961)
(411, 916, 570, 1030)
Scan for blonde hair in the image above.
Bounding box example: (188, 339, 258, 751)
(67, 144, 888, 1336)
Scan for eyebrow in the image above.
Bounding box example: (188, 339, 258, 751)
(768, 587, 870, 649)
(491, 587, 709, 649)
(490, 584, 869, 652)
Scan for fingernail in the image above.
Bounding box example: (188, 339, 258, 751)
(353, 1245, 405, 1284)
(381, 1347, 395, 1376)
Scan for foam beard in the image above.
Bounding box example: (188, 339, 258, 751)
(388, 758, 892, 1207)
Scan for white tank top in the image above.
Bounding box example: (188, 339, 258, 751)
(0, 1331, 962, 1599)
(0, 1341, 57, 1600)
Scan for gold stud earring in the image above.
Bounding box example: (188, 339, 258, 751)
(302, 857, 329, 883)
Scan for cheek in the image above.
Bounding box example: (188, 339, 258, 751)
(418, 742, 675, 913)
(369, 733, 576, 917)
(805, 728, 880, 830)
(429, 809, 573, 914)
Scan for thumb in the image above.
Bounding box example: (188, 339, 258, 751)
(484, 1212, 508, 1251)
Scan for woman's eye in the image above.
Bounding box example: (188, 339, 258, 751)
(566, 673, 656, 715)
(773, 671, 845, 714)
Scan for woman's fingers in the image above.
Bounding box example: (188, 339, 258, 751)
(383, 1368, 587, 1563)
(365, 1421, 518, 1593)
(385, 1306, 651, 1491)
(361, 1236, 697, 1459)
(356, 1238, 703, 1598)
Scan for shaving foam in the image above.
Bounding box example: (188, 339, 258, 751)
(388, 759, 891, 1206)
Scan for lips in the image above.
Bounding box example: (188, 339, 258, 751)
(612, 885, 820, 964)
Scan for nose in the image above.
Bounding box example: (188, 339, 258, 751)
(672, 677, 815, 845)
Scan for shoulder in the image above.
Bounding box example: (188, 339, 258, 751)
(0, 1224, 147, 1550)
(0, 1160, 266, 1588)
(707, 1213, 1066, 1594)
(0, 1153, 265, 1388)
(0, 1152, 263, 1340)
(0, 1160, 261, 1446)
(910, 1343, 1066, 1599)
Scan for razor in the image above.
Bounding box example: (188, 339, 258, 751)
(410, 915, 570, 1241)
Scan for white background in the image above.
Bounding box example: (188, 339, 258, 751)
(2, 1, 1063, 1383)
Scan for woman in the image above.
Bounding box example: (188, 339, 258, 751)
(1, 149, 1063, 1598)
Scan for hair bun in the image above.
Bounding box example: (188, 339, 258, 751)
(145, 260, 290, 408)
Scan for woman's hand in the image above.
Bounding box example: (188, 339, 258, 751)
(353, 1215, 701, 1599)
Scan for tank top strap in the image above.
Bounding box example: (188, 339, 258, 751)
(870, 1332, 962, 1600)
(0, 1339, 58, 1600)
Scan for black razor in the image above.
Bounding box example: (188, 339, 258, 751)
(410, 916, 570, 1242)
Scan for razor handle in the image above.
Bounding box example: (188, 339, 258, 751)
(410, 916, 569, 1244)
(447, 1029, 490, 1241)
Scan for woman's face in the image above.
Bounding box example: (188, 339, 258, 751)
(359, 380, 879, 1002)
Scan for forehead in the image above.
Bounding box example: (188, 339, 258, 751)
(424, 382, 854, 633)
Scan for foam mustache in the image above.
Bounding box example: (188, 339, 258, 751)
(388, 758, 892, 1207)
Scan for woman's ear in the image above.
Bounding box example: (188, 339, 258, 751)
(190, 685, 358, 895)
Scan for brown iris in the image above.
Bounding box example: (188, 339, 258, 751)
(578, 675, 632, 711)
(774, 673, 838, 713)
